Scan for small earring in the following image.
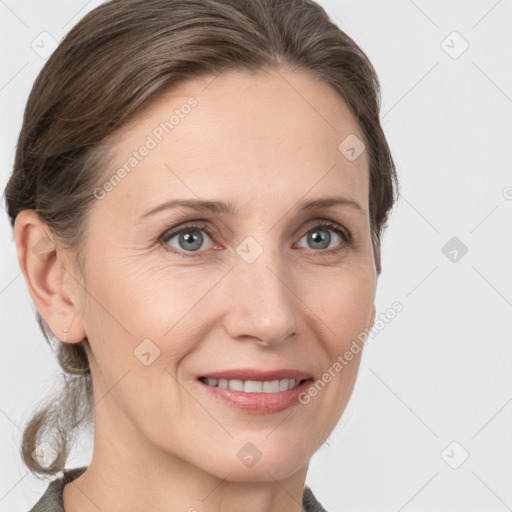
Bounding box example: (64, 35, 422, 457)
(62, 328, 69, 343)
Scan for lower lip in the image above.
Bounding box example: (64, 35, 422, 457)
(197, 379, 313, 415)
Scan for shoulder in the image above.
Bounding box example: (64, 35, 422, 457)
(303, 485, 329, 512)
(28, 466, 87, 512)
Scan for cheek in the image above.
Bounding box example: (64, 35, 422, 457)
(81, 250, 228, 365)
(304, 262, 375, 347)
(295, 259, 374, 413)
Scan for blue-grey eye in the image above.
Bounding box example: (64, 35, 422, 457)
(297, 226, 343, 250)
(165, 228, 213, 252)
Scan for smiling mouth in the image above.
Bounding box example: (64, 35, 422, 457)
(198, 377, 310, 393)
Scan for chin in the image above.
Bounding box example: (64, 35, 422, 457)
(197, 435, 312, 482)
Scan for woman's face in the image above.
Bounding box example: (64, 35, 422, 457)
(74, 68, 376, 481)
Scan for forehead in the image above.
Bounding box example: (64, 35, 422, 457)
(98, 68, 369, 220)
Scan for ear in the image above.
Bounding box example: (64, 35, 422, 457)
(13, 210, 86, 344)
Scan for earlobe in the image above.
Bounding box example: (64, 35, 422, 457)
(13, 210, 86, 344)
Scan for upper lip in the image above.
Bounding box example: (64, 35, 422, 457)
(199, 368, 313, 382)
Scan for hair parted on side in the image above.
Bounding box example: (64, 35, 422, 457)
(4, 0, 399, 477)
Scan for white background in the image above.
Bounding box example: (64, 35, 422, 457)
(1, 1, 511, 510)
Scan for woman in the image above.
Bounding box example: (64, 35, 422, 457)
(5, 0, 399, 510)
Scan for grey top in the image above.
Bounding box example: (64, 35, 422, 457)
(28, 466, 328, 511)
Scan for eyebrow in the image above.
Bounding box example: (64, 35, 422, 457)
(138, 196, 365, 221)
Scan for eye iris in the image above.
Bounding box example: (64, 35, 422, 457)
(308, 228, 330, 249)
(179, 230, 203, 251)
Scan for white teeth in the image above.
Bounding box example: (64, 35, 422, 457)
(204, 378, 300, 393)
(228, 379, 244, 391)
(262, 380, 280, 393)
(244, 380, 262, 393)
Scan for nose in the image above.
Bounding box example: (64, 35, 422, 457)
(222, 244, 299, 347)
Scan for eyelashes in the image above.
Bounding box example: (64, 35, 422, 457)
(158, 219, 353, 259)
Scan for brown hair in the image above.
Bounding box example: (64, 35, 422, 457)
(4, 0, 399, 477)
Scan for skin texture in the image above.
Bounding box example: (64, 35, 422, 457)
(15, 68, 377, 512)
